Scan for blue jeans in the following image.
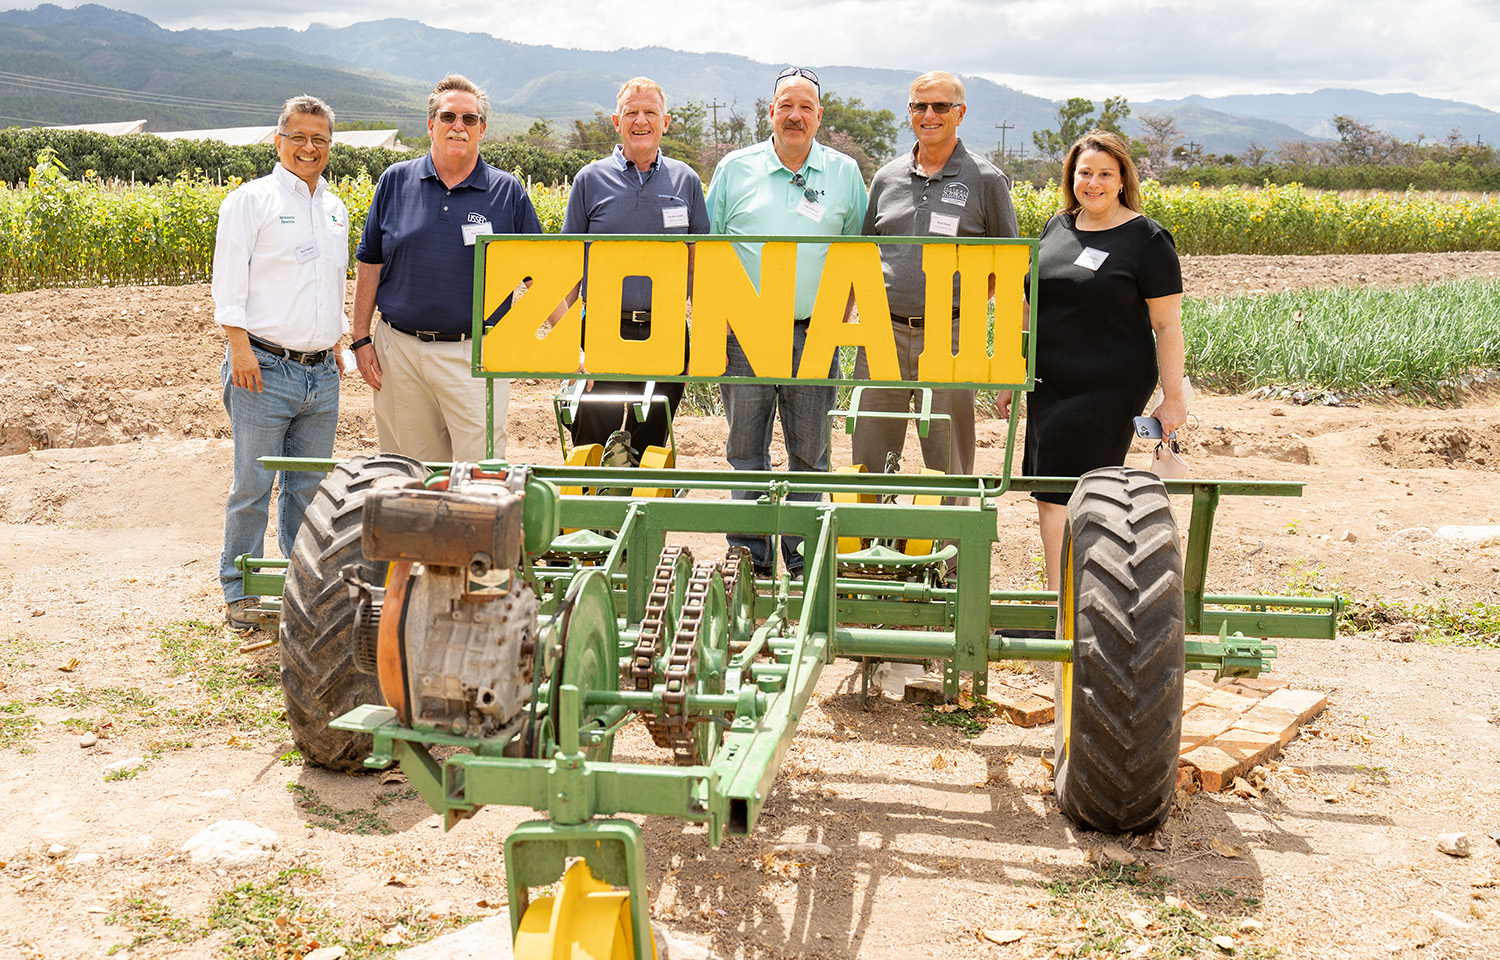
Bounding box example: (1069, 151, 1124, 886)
(220, 343, 340, 603)
(719, 322, 836, 574)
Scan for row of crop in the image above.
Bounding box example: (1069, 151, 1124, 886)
(1182, 280, 1500, 399)
(1010, 180, 1500, 254)
(4, 155, 1500, 292)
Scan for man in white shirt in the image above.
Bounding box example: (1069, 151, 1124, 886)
(213, 94, 350, 630)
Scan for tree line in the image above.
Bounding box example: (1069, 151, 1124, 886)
(999, 97, 1500, 191)
(7, 94, 1495, 192)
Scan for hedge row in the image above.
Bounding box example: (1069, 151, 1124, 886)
(0, 128, 595, 187)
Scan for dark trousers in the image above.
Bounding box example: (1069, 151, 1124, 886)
(568, 316, 686, 454)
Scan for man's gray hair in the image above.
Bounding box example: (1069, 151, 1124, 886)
(616, 77, 666, 110)
(429, 74, 490, 123)
(278, 95, 335, 134)
(910, 71, 966, 104)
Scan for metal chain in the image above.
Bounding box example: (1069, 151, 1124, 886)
(652, 558, 719, 762)
(630, 545, 692, 692)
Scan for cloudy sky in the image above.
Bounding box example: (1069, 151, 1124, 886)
(94, 0, 1500, 110)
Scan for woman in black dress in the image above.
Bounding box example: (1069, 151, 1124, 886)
(1009, 130, 1186, 591)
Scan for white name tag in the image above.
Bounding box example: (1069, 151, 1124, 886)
(928, 212, 960, 237)
(662, 206, 690, 228)
(796, 196, 826, 223)
(462, 220, 493, 246)
(1074, 246, 1109, 271)
(294, 241, 317, 264)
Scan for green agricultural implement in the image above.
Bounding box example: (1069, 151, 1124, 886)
(243, 234, 1339, 959)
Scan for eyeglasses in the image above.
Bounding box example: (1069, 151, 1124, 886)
(436, 110, 484, 127)
(280, 133, 331, 149)
(774, 67, 820, 95)
(789, 172, 819, 204)
(908, 101, 959, 115)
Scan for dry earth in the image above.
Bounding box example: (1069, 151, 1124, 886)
(2, 252, 1500, 960)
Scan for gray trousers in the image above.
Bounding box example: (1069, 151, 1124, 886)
(851, 319, 975, 477)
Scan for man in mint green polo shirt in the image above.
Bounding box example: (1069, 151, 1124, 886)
(705, 66, 868, 577)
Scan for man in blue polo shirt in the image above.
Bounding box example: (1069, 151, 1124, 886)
(350, 73, 542, 462)
(561, 76, 709, 458)
(706, 66, 868, 577)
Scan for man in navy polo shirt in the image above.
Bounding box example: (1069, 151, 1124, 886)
(350, 73, 542, 461)
(560, 76, 709, 458)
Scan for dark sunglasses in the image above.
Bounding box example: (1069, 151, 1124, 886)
(436, 110, 484, 127)
(774, 66, 820, 95)
(908, 101, 959, 115)
(789, 172, 819, 204)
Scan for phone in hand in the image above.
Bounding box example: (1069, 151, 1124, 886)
(1133, 416, 1163, 439)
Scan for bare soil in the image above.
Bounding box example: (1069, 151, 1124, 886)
(2, 252, 1500, 960)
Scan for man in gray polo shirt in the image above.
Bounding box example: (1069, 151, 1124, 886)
(853, 70, 1018, 479)
(560, 76, 709, 458)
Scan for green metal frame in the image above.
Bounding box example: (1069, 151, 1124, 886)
(269, 232, 1345, 957)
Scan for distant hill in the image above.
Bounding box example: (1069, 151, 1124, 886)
(1165, 89, 1500, 146)
(0, 5, 430, 133)
(1123, 103, 1316, 158)
(4, 5, 1499, 163)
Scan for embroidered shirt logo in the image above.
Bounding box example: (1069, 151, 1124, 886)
(940, 183, 969, 207)
(279, 215, 297, 224)
(467, 212, 488, 224)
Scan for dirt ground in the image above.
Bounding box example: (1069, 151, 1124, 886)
(2, 251, 1500, 960)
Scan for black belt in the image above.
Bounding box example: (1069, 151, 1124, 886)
(891, 309, 962, 328)
(247, 333, 331, 365)
(621, 310, 651, 323)
(385, 320, 473, 342)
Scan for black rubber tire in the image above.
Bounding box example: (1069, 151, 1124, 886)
(1053, 466, 1185, 834)
(279, 454, 428, 772)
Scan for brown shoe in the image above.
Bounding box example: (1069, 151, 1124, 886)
(225, 598, 261, 631)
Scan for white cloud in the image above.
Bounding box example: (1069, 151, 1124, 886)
(89, 0, 1500, 111)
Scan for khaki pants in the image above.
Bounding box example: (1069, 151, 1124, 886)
(372, 320, 509, 462)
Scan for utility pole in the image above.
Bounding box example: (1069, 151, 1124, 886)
(1185, 140, 1201, 162)
(707, 100, 727, 150)
(994, 120, 1013, 159)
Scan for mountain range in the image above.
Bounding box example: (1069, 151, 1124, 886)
(3, 4, 1498, 159)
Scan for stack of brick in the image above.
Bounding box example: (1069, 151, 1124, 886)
(1178, 675, 1327, 791)
(905, 671, 1327, 793)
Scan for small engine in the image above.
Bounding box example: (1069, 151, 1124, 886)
(345, 464, 544, 741)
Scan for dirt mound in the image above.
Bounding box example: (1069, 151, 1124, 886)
(1374, 424, 1500, 469)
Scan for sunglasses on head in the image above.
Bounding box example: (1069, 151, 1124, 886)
(908, 101, 959, 115)
(436, 110, 484, 127)
(774, 66, 820, 96)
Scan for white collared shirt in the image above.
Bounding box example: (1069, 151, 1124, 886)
(211, 163, 349, 351)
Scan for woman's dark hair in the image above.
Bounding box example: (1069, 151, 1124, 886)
(1060, 129, 1141, 214)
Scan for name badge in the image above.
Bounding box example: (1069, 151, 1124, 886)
(662, 206, 690, 229)
(294, 241, 317, 264)
(928, 212, 960, 237)
(462, 220, 493, 246)
(1074, 247, 1109, 271)
(796, 196, 826, 223)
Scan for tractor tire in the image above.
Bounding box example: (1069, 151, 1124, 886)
(279, 454, 428, 772)
(1053, 466, 1184, 834)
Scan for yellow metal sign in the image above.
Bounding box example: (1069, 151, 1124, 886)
(476, 236, 1035, 388)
